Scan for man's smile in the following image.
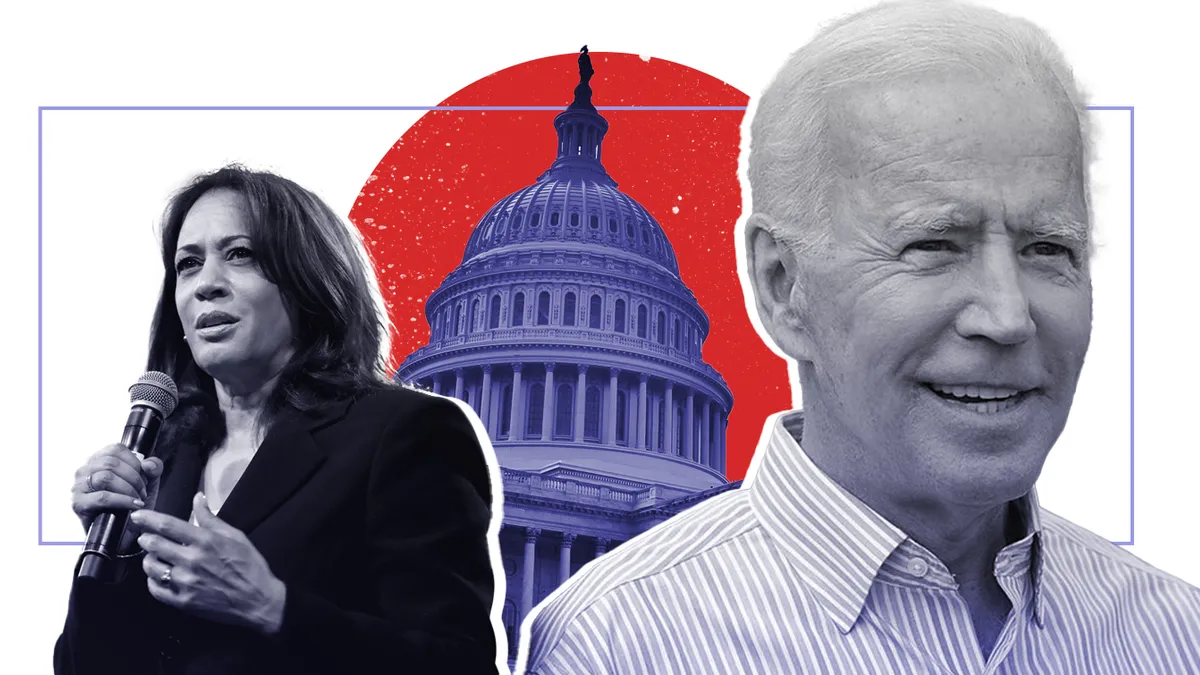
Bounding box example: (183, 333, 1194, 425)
(923, 382, 1037, 414)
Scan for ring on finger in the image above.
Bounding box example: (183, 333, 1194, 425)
(159, 566, 172, 586)
(85, 473, 95, 493)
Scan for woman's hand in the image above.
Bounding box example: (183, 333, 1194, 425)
(131, 493, 288, 636)
(71, 444, 164, 551)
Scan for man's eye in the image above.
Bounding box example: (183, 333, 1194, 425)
(1027, 241, 1071, 258)
(906, 240, 959, 253)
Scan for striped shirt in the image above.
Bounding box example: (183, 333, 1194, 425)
(516, 411, 1200, 674)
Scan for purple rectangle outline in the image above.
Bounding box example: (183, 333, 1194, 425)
(36, 105, 1136, 546)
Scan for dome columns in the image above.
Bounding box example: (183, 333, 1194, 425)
(480, 364, 493, 434)
(574, 365, 588, 443)
(605, 368, 620, 445)
(510, 363, 525, 441)
(541, 363, 556, 441)
(412, 363, 730, 473)
(521, 527, 541, 617)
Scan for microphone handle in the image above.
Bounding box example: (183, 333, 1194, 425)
(77, 406, 164, 582)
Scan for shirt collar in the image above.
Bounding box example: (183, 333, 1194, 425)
(1000, 486, 1047, 628)
(747, 411, 1046, 633)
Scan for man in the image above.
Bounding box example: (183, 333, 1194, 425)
(515, 1, 1200, 673)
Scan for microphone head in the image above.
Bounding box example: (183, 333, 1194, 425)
(128, 371, 180, 418)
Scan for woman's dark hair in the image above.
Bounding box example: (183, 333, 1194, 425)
(147, 164, 393, 456)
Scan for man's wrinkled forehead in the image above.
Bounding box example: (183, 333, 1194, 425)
(825, 70, 1084, 174)
(819, 71, 1089, 228)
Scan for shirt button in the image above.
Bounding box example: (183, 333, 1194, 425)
(907, 558, 929, 577)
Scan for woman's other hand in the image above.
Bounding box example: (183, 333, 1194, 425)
(132, 493, 287, 636)
(71, 445, 165, 545)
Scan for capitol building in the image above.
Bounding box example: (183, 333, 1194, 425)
(396, 48, 736, 663)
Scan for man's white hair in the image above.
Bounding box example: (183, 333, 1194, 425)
(747, 0, 1093, 252)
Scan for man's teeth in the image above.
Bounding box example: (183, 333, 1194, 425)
(929, 384, 1020, 400)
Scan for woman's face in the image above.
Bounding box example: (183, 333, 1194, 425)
(174, 189, 295, 392)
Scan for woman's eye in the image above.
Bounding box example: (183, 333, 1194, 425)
(174, 257, 199, 274)
(228, 246, 255, 260)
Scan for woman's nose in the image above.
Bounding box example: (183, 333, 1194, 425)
(193, 261, 230, 300)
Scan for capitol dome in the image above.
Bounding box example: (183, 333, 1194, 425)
(458, 132, 681, 277)
(398, 48, 733, 495)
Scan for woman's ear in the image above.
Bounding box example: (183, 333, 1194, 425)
(744, 213, 818, 362)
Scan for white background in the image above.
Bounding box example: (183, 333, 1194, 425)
(2, 1, 1195, 672)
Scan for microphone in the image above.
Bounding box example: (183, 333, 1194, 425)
(77, 371, 179, 582)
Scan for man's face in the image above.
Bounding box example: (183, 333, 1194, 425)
(773, 72, 1092, 507)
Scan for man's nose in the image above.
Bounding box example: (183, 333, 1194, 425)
(954, 247, 1036, 345)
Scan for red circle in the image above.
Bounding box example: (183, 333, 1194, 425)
(350, 52, 790, 481)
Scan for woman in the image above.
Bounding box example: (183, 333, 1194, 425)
(55, 165, 503, 674)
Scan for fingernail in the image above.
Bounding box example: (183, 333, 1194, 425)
(130, 510, 143, 523)
(133, 499, 145, 508)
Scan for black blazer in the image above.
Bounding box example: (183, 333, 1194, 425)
(54, 387, 501, 675)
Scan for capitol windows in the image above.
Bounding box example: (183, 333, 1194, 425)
(554, 384, 574, 439)
(454, 302, 464, 335)
(550, 212, 560, 226)
(656, 399, 665, 450)
(488, 295, 501, 330)
(656, 311, 667, 345)
(499, 384, 513, 439)
(642, 230, 650, 247)
(470, 299, 480, 333)
(637, 305, 648, 339)
(589, 214, 600, 230)
(673, 318, 681, 349)
(512, 292, 525, 327)
(608, 218, 618, 234)
(625, 220, 634, 239)
(530, 212, 541, 228)
(589, 294, 602, 329)
(584, 385, 602, 441)
(614, 299, 627, 333)
(616, 391, 628, 445)
(537, 292, 551, 326)
(527, 383, 545, 439)
(570, 212, 580, 227)
(675, 403, 685, 455)
(563, 292, 577, 327)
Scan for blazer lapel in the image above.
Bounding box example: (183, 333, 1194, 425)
(156, 440, 204, 522)
(214, 399, 352, 536)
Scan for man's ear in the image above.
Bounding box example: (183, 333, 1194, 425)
(744, 213, 817, 362)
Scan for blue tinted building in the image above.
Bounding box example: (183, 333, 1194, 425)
(396, 48, 735, 663)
